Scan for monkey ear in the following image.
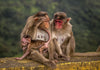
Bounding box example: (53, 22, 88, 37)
(34, 17, 39, 21)
(67, 17, 72, 22)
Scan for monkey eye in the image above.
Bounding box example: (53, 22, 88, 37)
(41, 14, 46, 16)
(55, 20, 63, 23)
(60, 16, 65, 19)
(38, 14, 46, 17)
(54, 15, 58, 18)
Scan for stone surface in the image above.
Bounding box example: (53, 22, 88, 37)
(0, 57, 100, 70)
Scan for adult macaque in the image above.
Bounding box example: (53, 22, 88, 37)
(50, 12, 100, 61)
(20, 11, 51, 51)
(49, 12, 71, 61)
(16, 11, 56, 68)
(21, 11, 50, 40)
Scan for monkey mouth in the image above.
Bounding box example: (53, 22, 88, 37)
(54, 19, 63, 29)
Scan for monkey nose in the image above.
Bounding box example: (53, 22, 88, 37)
(57, 16, 60, 19)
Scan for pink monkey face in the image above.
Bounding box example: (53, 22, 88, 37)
(54, 19, 63, 29)
(21, 37, 31, 46)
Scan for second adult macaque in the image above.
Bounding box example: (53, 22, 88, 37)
(50, 12, 100, 61)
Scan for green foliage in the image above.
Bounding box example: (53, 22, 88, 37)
(0, 0, 100, 57)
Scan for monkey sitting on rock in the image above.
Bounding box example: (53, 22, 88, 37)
(50, 12, 100, 61)
(16, 11, 56, 68)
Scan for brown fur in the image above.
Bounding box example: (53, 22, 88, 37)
(96, 46, 100, 52)
(50, 12, 100, 61)
(20, 11, 50, 39)
(17, 11, 56, 68)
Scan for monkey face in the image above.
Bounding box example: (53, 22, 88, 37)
(21, 38, 28, 46)
(54, 19, 63, 29)
(54, 12, 67, 29)
(26, 38, 31, 43)
(34, 11, 50, 22)
(38, 15, 50, 29)
(34, 11, 50, 29)
(39, 21, 49, 29)
(21, 36, 31, 46)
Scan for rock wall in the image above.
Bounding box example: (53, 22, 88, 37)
(0, 57, 100, 70)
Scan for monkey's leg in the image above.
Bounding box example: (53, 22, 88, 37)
(53, 39, 67, 61)
(61, 45, 66, 55)
(66, 43, 71, 61)
(48, 41, 55, 60)
(30, 50, 56, 68)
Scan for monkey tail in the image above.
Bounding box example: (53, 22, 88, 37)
(72, 52, 100, 57)
(96, 46, 100, 52)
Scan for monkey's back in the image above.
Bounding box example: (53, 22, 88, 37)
(30, 40, 46, 50)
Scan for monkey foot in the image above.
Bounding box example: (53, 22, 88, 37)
(54, 60, 58, 63)
(43, 61, 56, 69)
(58, 55, 68, 61)
(66, 56, 70, 61)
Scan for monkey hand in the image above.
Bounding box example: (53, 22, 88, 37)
(39, 43, 48, 53)
(43, 42, 49, 48)
(15, 57, 23, 60)
(40, 44, 48, 51)
(22, 47, 27, 51)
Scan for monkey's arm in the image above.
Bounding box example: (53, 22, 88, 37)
(16, 44, 31, 60)
(16, 51, 30, 60)
(62, 32, 75, 57)
(39, 21, 51, 48)
(53, 38, 63, 55)
(20, 16, 34, 39)
(39, 45, 46, 54)
(41, 29, 51, 48)
(20, 23, 29, 39)
(21, 16, 43, 40)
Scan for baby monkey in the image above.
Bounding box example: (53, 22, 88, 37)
(16, 35, 48, 60)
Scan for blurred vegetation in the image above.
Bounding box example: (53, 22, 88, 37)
(0, 0, 100, 58)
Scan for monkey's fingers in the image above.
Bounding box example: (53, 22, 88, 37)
(15, 57, 22, 60)
(50, 60, 57, 69)
(66, 56, 70, 61)
(43, 43, 48, 48)
(33, 19, 43, 27)
(54, 60, 58, 63)
(58, 55, 69, 61)
(22, 47, 27, 51)
(15, 57, 20, 60)
(43, 49, 48, 53)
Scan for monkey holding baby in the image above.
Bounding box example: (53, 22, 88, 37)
(16, 11, 56, 68)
